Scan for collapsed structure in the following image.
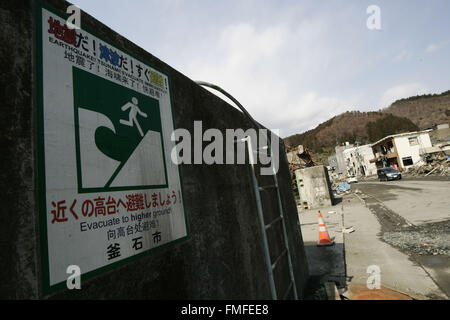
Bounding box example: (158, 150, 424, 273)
(284, 123, 449, 208)
(370, 130, 433, 171)
(286, 145, 334, 209)
(325, 124, 450, 180)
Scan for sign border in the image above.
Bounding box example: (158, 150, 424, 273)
(35, 1, 190, 296)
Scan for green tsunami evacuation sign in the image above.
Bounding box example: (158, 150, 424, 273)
(36, 4, 188, 294)
(73, 67, 168, 193)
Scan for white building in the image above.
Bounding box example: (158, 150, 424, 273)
(370, 130, 432, 171)
(342, 144, 378, 177)
(334, 142, 353, 177)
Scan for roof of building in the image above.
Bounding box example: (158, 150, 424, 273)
(370, 129, 432, 147)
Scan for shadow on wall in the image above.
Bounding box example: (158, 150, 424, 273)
(302, 242, 349, 299)
(332, 197, 343, 206)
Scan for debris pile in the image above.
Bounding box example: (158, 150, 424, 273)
(331, 180, 352, 195)
(407, 155, 450, 177)
(286, 145, 320, 197)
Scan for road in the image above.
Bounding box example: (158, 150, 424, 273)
(355, 178, 450, 225)
(351, 177, 450, 299)
(298, 176, 450, 299)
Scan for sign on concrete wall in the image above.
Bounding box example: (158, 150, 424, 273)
(36, 4, 187, 293)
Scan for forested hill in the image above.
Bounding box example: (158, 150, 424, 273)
(284, 90, 450, 156)
(284, 111, 418, 153)
(383, 90, 450, 130)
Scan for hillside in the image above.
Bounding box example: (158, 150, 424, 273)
(284, 111, 418, 152)
(383, 90, 450, 129)
(285, 111, 380, 150)
(284, 90, 450, 164)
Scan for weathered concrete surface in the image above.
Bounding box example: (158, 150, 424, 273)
(344, 194, 447, 299)
(295, 166, 334, 210)
(414, 255, 450, 299)
(299, 203, 346, 288)
(362, 180, 450, 225)
(0, 0, 309, 299)
(300, 189, 448, 299)
(355, 178, 450, 298)
(0, 0, 39, 299)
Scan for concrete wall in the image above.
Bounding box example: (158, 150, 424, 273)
(0, 0, 309, 299)
(295, 166, 333, 210)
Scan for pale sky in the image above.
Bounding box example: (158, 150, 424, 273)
(70, 0, 450, 137)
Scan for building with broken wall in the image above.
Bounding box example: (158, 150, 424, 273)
(406, 124, 450, 177)
(369, 130, 432, 171)
(334, 143, 353, 177)
(342, 144, 377, 177)
(327, 154, 339, 180)
(327, 126, 447, 179)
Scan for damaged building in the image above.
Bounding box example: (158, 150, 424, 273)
(369, 130, 433, 171)
(342, 144, 377, 177)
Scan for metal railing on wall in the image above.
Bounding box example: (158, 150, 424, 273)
(196, 81, 298, 300)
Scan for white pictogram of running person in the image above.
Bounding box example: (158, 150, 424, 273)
(119, 97, 148, 137)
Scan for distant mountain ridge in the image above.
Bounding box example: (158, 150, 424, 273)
(383, 90, 450, 130)
(284, 90, 450, 161)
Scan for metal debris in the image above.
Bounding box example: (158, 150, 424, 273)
(407, 156, 450, 177)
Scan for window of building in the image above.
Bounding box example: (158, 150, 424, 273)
(408, 137, 419, 146)
(402, 156, 413, 166)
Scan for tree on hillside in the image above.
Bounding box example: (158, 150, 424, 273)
(366, 114, 419, 142)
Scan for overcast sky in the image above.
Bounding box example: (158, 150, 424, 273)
(70, 0, 450, 137)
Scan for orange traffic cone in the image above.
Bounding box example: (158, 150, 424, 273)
(317, 211, 334, 246)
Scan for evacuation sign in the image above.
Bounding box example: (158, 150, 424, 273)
(36, 5, 188, 293)
(73, 67, 167, 192)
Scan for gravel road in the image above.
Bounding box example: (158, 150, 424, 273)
(382, 220, 450, 256)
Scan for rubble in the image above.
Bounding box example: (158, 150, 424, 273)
(406, 154, 450, 177)
(341, 226, 355, 234)
(286, 145, 321, 198)
(331, 180, 352, 195)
